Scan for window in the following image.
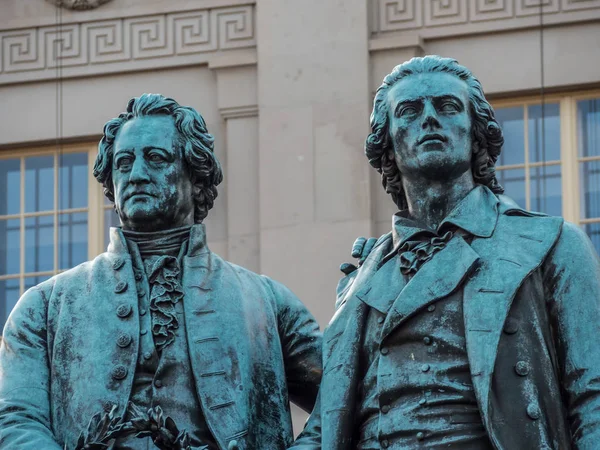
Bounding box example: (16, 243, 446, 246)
(493, 91, 600, 254)
(0, 143, 105, 331)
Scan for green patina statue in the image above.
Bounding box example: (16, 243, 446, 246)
(292, 56, 600, 449)
(0, 94, 323, 450)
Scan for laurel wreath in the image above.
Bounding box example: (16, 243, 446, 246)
(71, 404, 209, 450)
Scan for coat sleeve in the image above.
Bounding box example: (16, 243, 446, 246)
(287, 390, 322, 450)
(0, 285, 62, 449)
(544, 222, 600, 449)
(266, 278, 323, 413)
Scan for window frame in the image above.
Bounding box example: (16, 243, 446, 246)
(492, 88, 600, 225)
(0, 142, 105, 298)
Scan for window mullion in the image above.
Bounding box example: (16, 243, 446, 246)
(559, 96, 579, 223)
(19, 158, 25, 296)
(54, 151, 59, 275)
(88, 145, 104, 258)
(524, 105, 531, 211)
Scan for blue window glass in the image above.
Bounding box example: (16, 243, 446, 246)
(59, 212, 88, 270)
(0, 219, 20, 276)
(530, 165, 562, 216)
(497, 168, 525, 209)
(528, 103, 561, 162)
(578, 98, 600, 158)
(0, 159, 20, 216)
(496, 107, 525, 166)
(0, 278, 20, 333)
(580, 160, 600, 220)
(25, 215, 54, 273)
(25, 156, 54, 213)
(59, 153, 88, 210)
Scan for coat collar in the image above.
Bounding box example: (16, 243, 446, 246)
(392, 185, 500, 251)
(107, 224, 209, 257)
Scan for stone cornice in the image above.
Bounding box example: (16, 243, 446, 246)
(370, 0, 600, 43)
(219, 105, 258, 120)
(0, 3, 256, 86)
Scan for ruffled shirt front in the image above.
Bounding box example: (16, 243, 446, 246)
(123, 225, 191, 352)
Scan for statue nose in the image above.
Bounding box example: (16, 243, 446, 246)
(129, 159, 151, 183)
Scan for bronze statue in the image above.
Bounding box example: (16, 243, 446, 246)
(292, 56, 600, 449)
(0, 94, 323, 450)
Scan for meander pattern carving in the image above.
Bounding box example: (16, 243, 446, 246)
(375, 0, 600, 32)
(0, 6, 255, 80)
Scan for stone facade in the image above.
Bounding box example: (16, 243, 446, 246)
(1, 0, 599, 432)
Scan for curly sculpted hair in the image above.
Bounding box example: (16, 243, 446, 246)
(93, 93, 223, 223)
(365, 55, 505, 210)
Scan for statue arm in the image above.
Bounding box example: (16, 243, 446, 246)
(0, 286, 62, 449)
(287, 390, 322, 450)
(267, 278, 323, 413)
(545, 222, 600, 449)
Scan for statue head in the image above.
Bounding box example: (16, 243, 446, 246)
(365, 55, 504, 210)
(93, 94, 223, 232)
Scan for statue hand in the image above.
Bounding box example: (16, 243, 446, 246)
(340, 237, 377, 275)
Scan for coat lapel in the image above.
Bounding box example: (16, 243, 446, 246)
(463, 213, 563, 432)
(380, 235, 479, 340)
(183, 251, 249, 450)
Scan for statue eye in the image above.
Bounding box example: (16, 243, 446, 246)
(116, 156, 133, 170)
(148, 153, 165, 163)
(399, 105, 417, 117)
(440, 102, 459, 112)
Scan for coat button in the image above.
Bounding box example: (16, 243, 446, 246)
(515, 361, 530, 377)
(114, 281, 128, 293)
(423, 336, 432, 345)
(138, 289, 145, 298)
(140, 329, 148, 335)
(112, 258, 125, 271)
(111, 365, 128, 380)
(140, 308, 147, 316)
(381, 404, 390, 414)
(527, 403, 541, 420)
(154, 379, 163, 388)
(380, 347, 389, 355)
(377, 316, 384, 324)
(144, 351, 153, 360)
(116, 304, 132, 318)
(228, 441, 239, 450)
(417, 431, 425, 441)
(135, 272, 142, 281)
(419, 398, 427, 405)
(427, 304, 436, 312)
(381, 440, 389, 448)
(116, 333, 132, 348)
(504, 317, 519, 335)
(421, 363, 430, 373)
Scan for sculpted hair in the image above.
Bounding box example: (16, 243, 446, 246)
(365, 55, 504, 210)
(93, 93, 223, 223)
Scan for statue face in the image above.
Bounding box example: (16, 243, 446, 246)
(112, 115, 195, 232)
(386, 72, 473, 183)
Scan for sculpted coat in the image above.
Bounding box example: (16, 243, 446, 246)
(0, 225, 322, 449)
(293, 189, 600, 450)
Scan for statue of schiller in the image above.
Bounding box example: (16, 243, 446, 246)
(293, 56, 600, 449)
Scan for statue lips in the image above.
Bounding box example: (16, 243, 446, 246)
(417, 133, 448, 146)
(124, 191, 156, 202)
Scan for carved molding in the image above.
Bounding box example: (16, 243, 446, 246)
(0, 5, 256, 85)
(45, 0, 113, 10)
(220, 105, 258, 120)
(371, 0, 600, 37)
